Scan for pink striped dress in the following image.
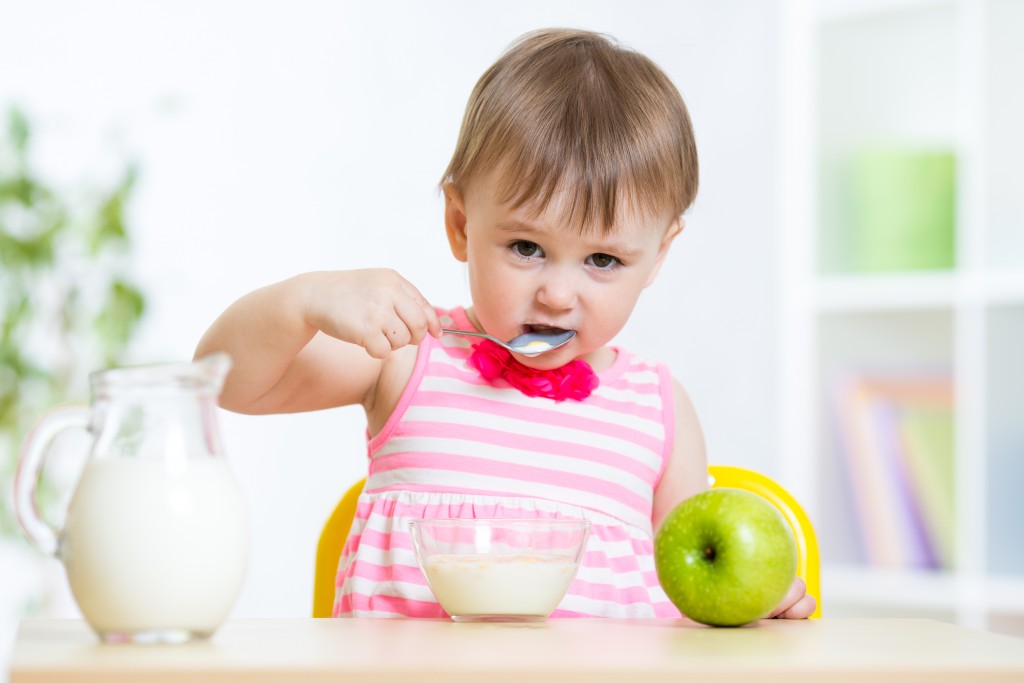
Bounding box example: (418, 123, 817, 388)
(333, 306, 682, 618)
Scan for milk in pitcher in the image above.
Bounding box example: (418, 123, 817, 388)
(62, 457, 248, 639)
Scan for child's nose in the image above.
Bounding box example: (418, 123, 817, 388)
(535, 268, 579, 310)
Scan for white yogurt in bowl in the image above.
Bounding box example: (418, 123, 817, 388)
(409, 519, 590, 622)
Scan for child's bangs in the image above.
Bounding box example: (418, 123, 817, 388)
(492, 131, 674, 235)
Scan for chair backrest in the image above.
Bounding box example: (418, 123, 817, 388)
(313, 478, 365, 618)
(313, 465, 820, 618)
(708, 465, 821, 618)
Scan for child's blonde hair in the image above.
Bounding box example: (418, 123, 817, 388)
(441, 28, 699, 233)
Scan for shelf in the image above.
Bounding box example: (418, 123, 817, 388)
(985, 305, 1024, 575)
(813, 271, 1024, 313)
(782, 0, 1024, 632)
(817, 309, 953, 367)
(814, 272, 957, 312)
(825, 564, 1024, 614)
(815, 1, 960, 275)
(984, 0, 1024, 270)
(984, 272, 1024, 304)
(825, 564, 962, 611)
(986, 575, 1024, 614)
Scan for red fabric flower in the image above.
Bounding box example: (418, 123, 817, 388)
(467, 339, 598, 402)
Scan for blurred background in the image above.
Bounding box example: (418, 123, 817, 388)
(1, 0, 1022, 674)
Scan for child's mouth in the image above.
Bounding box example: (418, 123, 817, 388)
(522, 323, 572, 336)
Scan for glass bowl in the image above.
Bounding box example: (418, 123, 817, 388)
(408, 518, 590, 622)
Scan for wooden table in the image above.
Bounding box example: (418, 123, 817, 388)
(10, 617, 1024, 682)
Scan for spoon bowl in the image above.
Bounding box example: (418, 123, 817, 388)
(442, 328, 576, 357)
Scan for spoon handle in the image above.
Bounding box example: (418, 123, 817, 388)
(441, 328, 492, 340)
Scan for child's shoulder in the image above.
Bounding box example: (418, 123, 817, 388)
(433, 305, 467, 325)
(599, 345, 670, 380)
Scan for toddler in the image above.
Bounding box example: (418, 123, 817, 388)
(196, 28, 815, 620)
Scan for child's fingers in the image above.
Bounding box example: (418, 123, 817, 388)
(398, 279, 442, 338)
(363, 331, 393, 360)
(380, 296, 434, 352)
(392, 295, 434, 346)
(334, 269, 437, 356)
(367, 308, 417, 353)
(775, 593, 816, 620)
(766, 576, 807, 619)
(383, 323, 411, 351)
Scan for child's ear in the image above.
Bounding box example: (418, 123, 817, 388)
(644, 217, 684, 288)
(444, 183, 469, 262)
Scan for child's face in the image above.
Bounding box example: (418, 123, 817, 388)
(444, 173, 682, 369)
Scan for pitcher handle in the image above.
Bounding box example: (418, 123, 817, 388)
(13, 405, 91, 557)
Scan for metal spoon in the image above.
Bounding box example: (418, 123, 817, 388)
(442, 328, 576, 357)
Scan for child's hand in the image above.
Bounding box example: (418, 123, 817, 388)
(302, 269, 442, 359)
(767, 576, 816, 619)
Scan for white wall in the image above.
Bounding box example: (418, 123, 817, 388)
(0, 0, 781, 635)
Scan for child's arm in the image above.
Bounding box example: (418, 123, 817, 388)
(652, 379, 817, 620)
(652, 380, 709, 531)
(194, 269, 441, 415)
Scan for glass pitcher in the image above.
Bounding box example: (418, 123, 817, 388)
(14, 353, 248, 644)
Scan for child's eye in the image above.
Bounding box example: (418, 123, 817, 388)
(587, 253, 622, 270)
(510, 240, 543, 258)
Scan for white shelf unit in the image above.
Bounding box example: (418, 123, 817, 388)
(778, 0, 1024, 634)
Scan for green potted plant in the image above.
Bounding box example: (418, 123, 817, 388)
(1, 106, 147, 613)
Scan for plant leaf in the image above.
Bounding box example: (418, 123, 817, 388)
(95, 279, 147, 365)
(7, 108, 30, 157)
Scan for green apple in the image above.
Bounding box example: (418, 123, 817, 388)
(654, 488, 797, 627)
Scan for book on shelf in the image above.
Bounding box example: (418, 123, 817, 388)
(829, 370, 954, 570)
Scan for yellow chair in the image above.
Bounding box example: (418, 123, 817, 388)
(707, 465, 821, 619)
(313, 477, 366, 618)
(313, 465, 820, 619)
